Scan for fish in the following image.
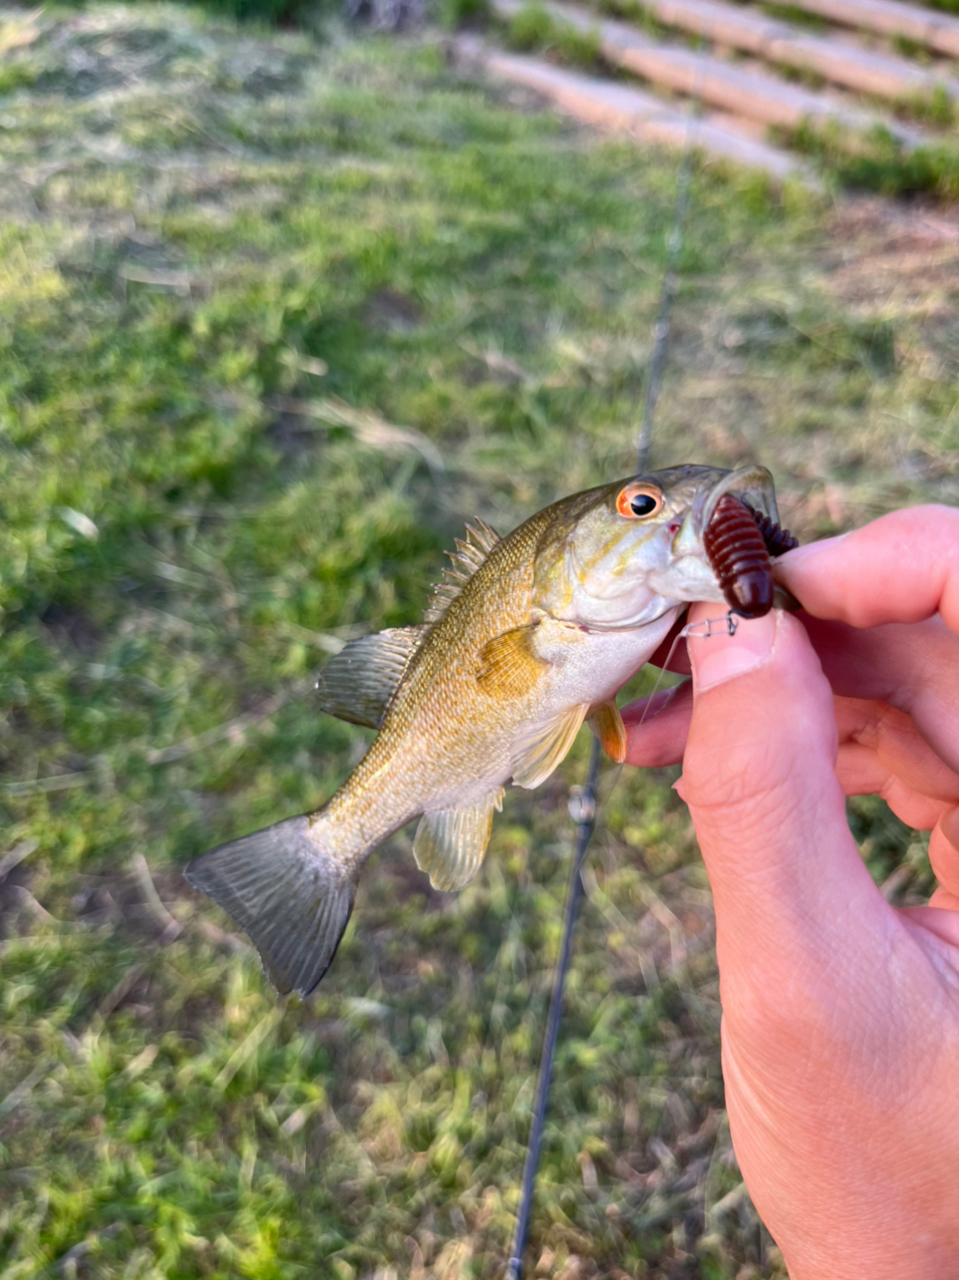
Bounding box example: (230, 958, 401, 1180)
(185, 463, 792, 997)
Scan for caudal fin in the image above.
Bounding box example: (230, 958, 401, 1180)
(185, 815, 357, 996)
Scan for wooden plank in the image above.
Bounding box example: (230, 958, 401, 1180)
(492, 0, 921, 143)
(772, 0, 959, 60)
(454, 36, 816, 181)
(634, 0, 959, 101)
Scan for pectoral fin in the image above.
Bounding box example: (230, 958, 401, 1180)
(475, 624, 547, 701)
(511, 703, 589, 789)
(589, 700, 627, 764)
(413, 790, 504, 891)
(315, 625, 427, 729)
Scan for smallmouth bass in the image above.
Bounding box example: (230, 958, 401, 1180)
(186, 464, 793, 995)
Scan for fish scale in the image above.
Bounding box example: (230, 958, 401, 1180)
(186, 463, 793, 996)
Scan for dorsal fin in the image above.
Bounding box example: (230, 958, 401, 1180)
(423, 518, 501, 624)
(315, 625, 427, 729)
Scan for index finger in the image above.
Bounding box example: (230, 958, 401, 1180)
(776, 506, 959, 633)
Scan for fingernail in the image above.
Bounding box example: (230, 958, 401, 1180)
(940, 805, 959, 855)
(689, 609, 779, 692)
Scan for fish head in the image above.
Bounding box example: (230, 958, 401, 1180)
(532, 463, 783, 631)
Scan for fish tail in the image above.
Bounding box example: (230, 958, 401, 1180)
(184, 814, 360, 997)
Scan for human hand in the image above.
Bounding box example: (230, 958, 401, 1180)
(623, 507, 959, 1278)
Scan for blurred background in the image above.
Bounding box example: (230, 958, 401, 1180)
(1, 0, 957, 1275)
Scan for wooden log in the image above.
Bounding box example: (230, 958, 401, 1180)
(768, 0, 959, 61)
(634, 0, 959, 101)
(492, 0, 921, 143)
(453, 35, 816, 181)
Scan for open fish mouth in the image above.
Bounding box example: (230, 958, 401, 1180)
(664, 466, 798, 618)
(689, 465, 782, 539)
(667, 466, 780, 563)
(701, 469, 800, 617)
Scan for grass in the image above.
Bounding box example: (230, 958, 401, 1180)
(505, 2, 603, 68)
(757, 2, 828, 33)
(1, 4, 958, 1278)
(782, 117, 959, 198)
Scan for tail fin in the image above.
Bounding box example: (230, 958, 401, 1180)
(184, 815, 357, 997)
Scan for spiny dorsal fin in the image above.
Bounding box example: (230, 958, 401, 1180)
(413, 789, 504, 892)
(511, 703, 589, 789)
(423, 518, 501, 624)
(589, 700, 627, 764)
(315, 625, 427, 729)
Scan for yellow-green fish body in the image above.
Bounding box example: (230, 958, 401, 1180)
(186, 464, 786, 995)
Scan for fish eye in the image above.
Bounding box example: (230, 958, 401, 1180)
(616, 483, 664, 519)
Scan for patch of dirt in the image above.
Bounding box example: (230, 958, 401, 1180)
(363, 285, 425, 332)
(824, 196, 959, 318)
(38, 601, 103, 657)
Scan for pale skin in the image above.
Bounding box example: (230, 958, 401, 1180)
(621, 506, 959, 1280)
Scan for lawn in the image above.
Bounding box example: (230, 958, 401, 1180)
(1, 4, 958, 1277)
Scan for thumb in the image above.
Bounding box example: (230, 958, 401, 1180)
(679, 603, 885, 980)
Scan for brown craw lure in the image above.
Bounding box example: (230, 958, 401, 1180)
(703, 494, 799, 619)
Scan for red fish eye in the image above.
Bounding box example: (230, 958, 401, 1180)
(616, 483, 664, 519)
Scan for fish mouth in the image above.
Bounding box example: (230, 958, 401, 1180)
(670, 465, 780, 560)
(691, 465, 780, 538)
(639, 465, 785, 609)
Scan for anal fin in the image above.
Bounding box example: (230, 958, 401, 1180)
(413, 789, 503, 892)
(589, 700, 627, 764)
(511, 703, 589, 789)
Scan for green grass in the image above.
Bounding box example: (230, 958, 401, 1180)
(505, 2, 603, 67)
(594, 0, 671, 42)
(785, 116, 959, 198)
(758, 2, 829, 33)
(1, 4, 958, 1278)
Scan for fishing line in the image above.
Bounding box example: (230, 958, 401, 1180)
(505, 739, 600, 1280)
(635, 117, 697, 476)
(631, 609, 739, 730)
(506, 94, 703, 1280)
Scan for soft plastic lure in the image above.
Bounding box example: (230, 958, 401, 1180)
(703, 495, 799, 618)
